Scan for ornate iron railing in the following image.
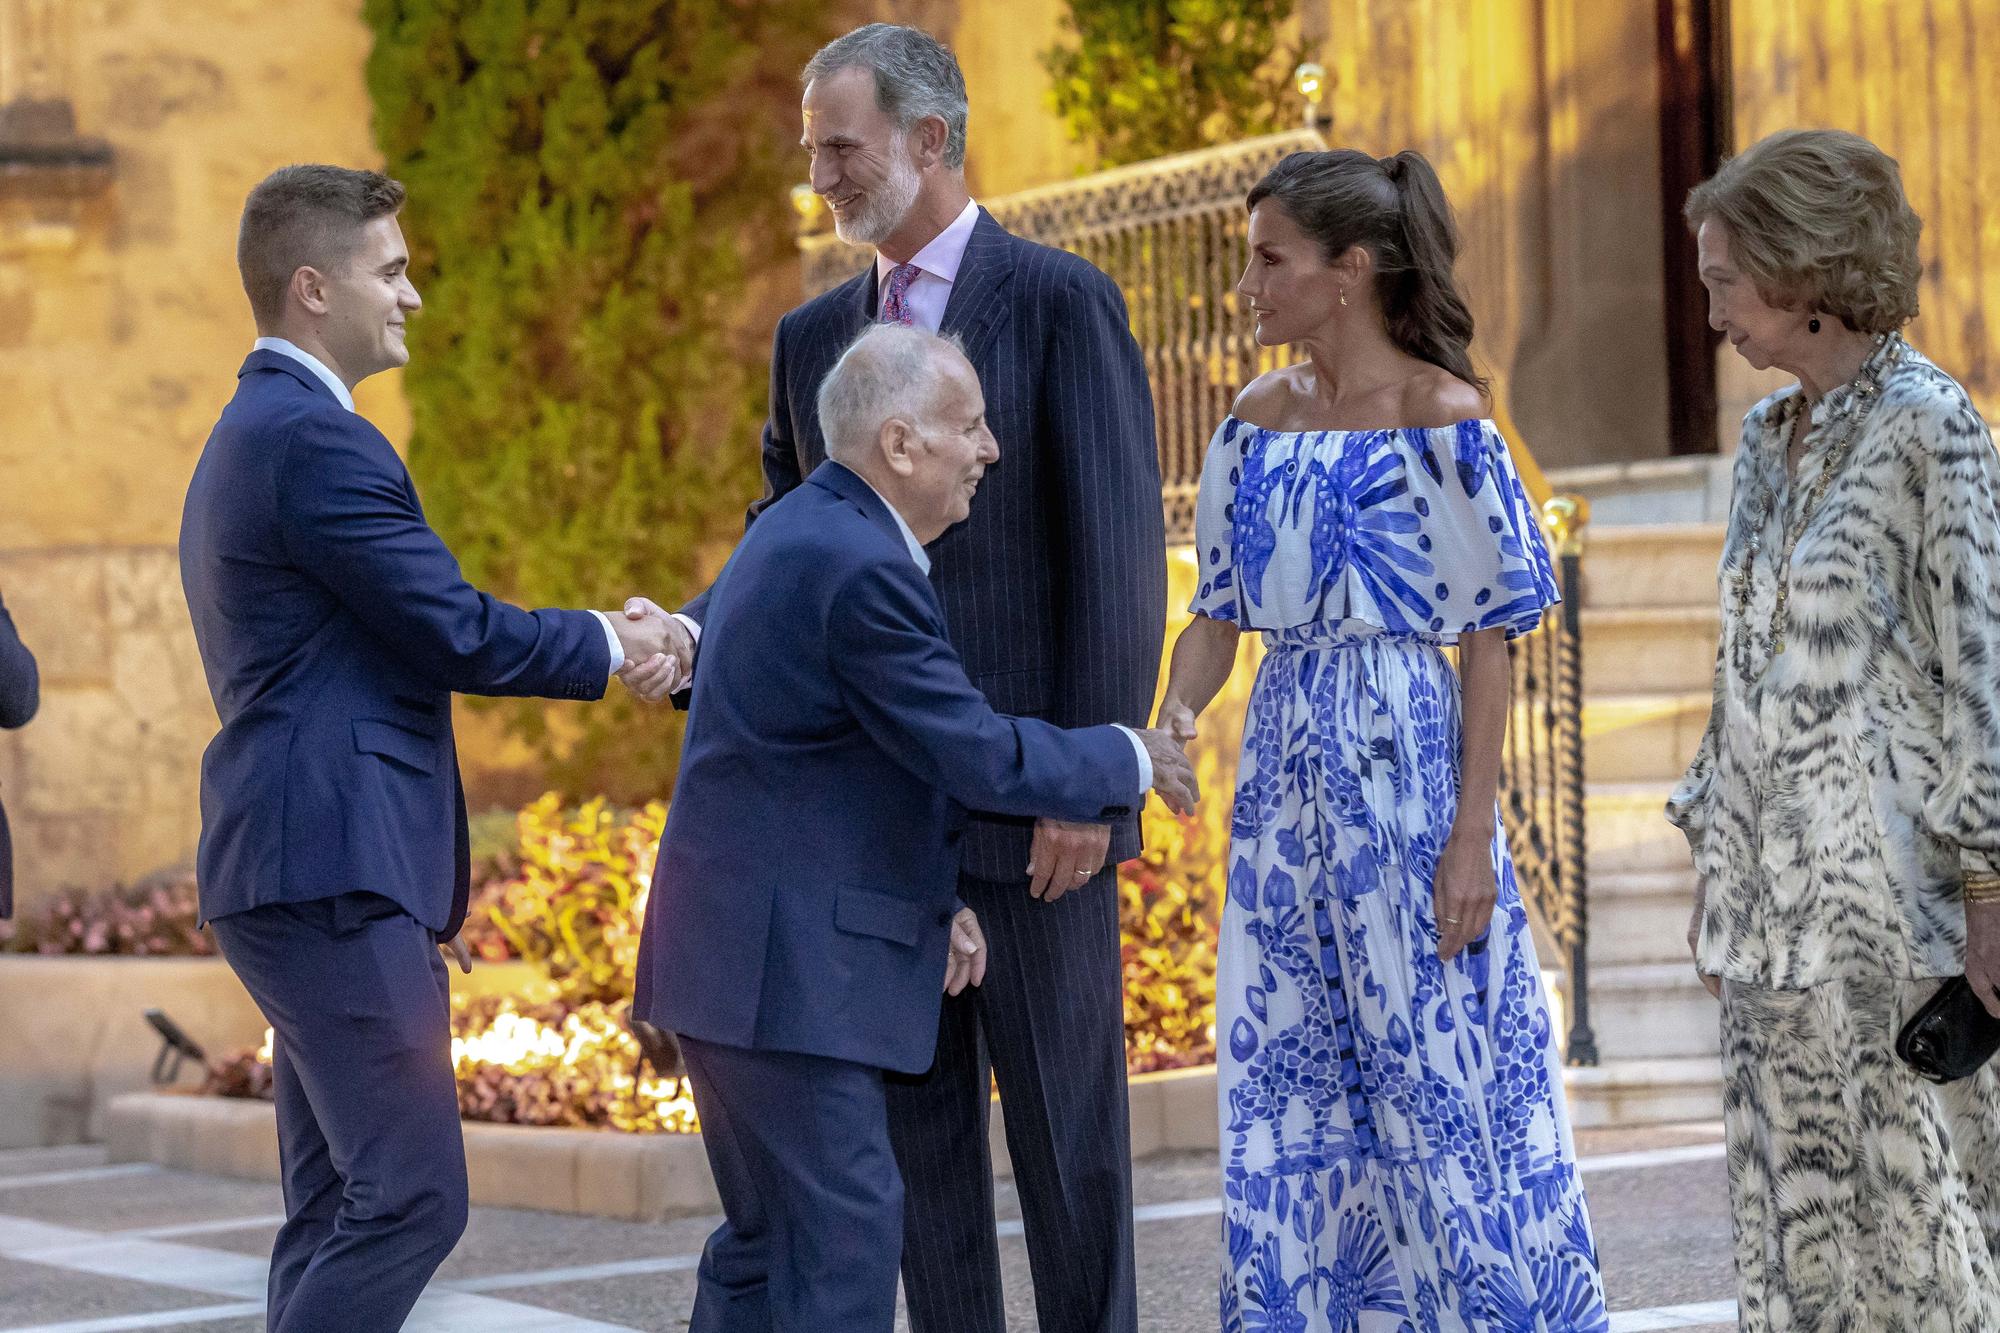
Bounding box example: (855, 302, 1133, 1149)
(793, 130, 1598, 1064)
(1503, 499, 1596, 1064)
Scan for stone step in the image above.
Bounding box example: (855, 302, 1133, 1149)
(1578, 523, 1726, 610)
(1584, 868, 1700, 967)
(1561, 1056, 1724, 1129)
(1583, 961, 1721, 1060)
(1580, 691, 1712, 785)
(1583, 781, 1690, 878)
(1547, 454, 1732, 527)
(1581, 605, 1720, 695)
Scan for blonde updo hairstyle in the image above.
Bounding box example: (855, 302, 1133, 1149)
(1684, 128, 1923, 334)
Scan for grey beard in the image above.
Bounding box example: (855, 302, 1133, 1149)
(832, 147, 921, 248)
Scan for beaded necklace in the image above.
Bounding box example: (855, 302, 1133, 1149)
(1732, 334, 1903, 685)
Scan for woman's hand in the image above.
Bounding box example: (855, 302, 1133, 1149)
(1688, 900, 1720, 999)
(1965, 901, 2000, 1019)
(1155, 696, 1198, 746)
(1433, 832, 1497, 960)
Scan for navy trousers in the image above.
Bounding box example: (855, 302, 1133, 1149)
(679, 1035, 903, 1333)
(209, 893, 467, 1332)
(885, 868, 1137, 1333)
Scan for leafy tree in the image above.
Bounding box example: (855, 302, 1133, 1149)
(1042, 0, 1301, 168)
(364, 0, 831, 798)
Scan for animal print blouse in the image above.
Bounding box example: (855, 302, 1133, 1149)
(1668, 334, 2000, 988)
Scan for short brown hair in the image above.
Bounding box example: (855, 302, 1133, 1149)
(236, 165, 405, 327)
(1684, 128, 1922, 333)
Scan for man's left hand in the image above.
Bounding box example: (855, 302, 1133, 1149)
(439, 933, 473, 975)
(944, 907, 987, 995)
(1026, 819, 1111, 903)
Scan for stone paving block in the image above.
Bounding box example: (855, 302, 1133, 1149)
(570, 1132, 644, 1223)
(463, 1123, 582, 1216)
(634, 1132, 719, 1222)
(1148, 1067, 1221, 1152)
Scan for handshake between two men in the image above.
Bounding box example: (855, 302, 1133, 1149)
(622, 324, 1201, 1079)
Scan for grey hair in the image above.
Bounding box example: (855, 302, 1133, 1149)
(818, 324, 968, 464)
(804, 24, 969, 170)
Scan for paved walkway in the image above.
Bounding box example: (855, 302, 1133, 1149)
(0, 1122, 1737, 1331)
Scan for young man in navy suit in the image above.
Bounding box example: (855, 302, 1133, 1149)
(631, 324, 1197, 1331)
(623, 26, 1170, 1333)
(179, 165, 676, 1331)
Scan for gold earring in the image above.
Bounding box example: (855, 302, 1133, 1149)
(1339, 289, 1348, 307)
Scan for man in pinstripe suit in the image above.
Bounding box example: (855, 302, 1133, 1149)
(641, 23, 1167, 1333)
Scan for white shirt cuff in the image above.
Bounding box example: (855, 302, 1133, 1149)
(589, 610, 623, 679)
(1112, 724, 1152, 794)
(671, 613, 701, 650)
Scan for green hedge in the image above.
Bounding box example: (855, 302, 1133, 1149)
(363, 1, 830, 797)
(1043, 0, 1301, 168)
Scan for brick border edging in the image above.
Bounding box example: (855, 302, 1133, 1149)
(103, 1065, 1222, 1224)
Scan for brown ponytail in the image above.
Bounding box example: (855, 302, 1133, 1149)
(1248, 149, 1487, 393)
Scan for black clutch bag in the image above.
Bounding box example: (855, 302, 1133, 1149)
(1895, 976, 2000, 1083)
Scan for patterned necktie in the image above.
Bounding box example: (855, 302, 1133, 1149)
(880, 262, 921, 326)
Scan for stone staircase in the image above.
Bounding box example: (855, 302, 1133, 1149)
(1560, 522, 1728, 1128)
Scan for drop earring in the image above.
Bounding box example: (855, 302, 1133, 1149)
(1808, 316, 1822, 334)
(1339, 289, 1348, 307)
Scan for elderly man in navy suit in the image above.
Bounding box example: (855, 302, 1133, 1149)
(624, 24, 1169, 1333)
(0, 590, 38, 919)
(179, 165, 676, 1331)
(632, 323, 1196, 1331)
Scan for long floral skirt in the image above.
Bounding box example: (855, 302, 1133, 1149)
(1721, 977, 2000, 1331)
(1217, 632, 1607, 1332)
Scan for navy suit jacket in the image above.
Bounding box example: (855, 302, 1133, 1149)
(179, 351, 609, 934)
(0, 593, 38, 919)
(635, 463, 1141, 1074)
(683, 210, 1166, 880)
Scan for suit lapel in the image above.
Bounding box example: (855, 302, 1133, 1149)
(845, 263, 879, 331)
(938, 210, 1015, 366)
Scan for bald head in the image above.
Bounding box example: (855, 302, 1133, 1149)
(817, 324, 998, 542)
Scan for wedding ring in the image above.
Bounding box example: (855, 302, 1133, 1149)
(1440, 915, 1461, 924)
(1074, 870, 1091, 878)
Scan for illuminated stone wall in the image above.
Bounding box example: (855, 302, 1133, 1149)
(1720, 0, 2000, 435)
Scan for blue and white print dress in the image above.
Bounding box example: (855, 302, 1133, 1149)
(1192, 415, 1607, 1332)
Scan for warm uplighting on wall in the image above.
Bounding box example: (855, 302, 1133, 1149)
(0, 0, 113, 253)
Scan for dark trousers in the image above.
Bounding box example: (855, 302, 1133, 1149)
(885, 868, 1137, 1333)
(209, 893, 467, 1332)
(679, 1035, 903, 1333)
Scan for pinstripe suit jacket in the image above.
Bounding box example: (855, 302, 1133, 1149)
(685, 209, 1166, 879)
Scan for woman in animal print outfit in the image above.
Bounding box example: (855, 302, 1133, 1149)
(1670, 127, 2000, 1330)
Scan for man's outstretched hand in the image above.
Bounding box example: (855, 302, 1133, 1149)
(613, 598, 695, 702)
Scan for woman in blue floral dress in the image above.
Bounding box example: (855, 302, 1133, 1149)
(1158, 150, 1607, 1332)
